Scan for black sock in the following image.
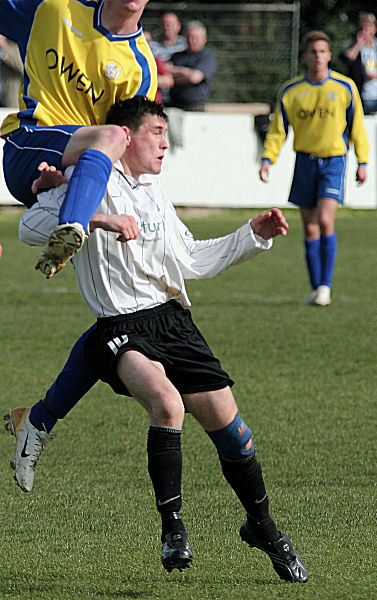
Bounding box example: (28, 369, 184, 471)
(219, 453, 280, 542)
(147, 426, 185, 539)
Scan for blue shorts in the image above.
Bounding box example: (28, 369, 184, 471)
(289, 152, 347, 208)
(3, 125, 82, 207)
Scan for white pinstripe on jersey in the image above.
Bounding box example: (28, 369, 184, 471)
(19, 163, 272, 317)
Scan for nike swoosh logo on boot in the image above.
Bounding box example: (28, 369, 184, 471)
(21, 435, 30, 458)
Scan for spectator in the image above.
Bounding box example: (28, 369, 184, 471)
(151, 13, 186, 105)
(151, 12, 187, 62)
(145, 31, 173, 104)
(339, 12, 377, 115)
(0, 35, 23, 107)
(167, 21, 218, 111)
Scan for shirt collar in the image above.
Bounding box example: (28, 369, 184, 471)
(114, 161, 153, 188)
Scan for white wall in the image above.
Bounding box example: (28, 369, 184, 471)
(1, 107, 376, 209)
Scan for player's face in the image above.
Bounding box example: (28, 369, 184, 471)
(126, 115, 169, 178)
(110, 0, 149, 13)
(303, 40, 331, 76)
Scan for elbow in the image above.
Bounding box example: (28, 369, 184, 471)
(18, 218, 45, 246)
(18, 220, 33, 245)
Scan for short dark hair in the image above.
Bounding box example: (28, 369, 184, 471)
(105, 96, 168, 129)
(301, 30, 331, 52)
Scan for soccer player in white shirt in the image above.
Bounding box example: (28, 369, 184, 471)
(7, 97, 307, 582)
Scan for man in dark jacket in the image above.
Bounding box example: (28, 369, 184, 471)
(167, 21, 217, 111)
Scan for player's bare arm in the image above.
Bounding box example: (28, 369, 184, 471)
(251, 208, 289, 239)
(89, 213, 140, 241)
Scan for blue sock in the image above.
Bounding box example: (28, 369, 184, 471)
(304, 238, 321, 290)
(320, 232, 337, 288)
(29, 325, 98, 432)
(58, 149, 112, 229)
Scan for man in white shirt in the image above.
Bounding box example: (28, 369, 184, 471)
(7, 96, 307, 582)
(340, 12, 377, 114)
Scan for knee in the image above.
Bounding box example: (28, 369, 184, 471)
(90, 125, 127, 159)
(319, 215, 334, 235)
(304, 222, 319, 240)
(151, 393, 185, 428)
(206, 412, 254, 460)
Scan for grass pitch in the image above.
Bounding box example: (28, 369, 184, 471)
(0, 207, 376, 600)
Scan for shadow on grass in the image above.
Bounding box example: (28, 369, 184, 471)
(0, 570, 284, 599)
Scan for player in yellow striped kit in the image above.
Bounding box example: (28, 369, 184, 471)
(1, 0, 157, 276)
(260, 31, 369, 305)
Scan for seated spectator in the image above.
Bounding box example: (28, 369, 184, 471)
(339, 12, 377, 114)
(167, 21, 218, 112)
(0, 35, 23, 107)
(145, 31, 173, 104)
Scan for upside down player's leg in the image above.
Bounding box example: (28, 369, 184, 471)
(36, 125, 128, 278)
(4, 327, 99, 492)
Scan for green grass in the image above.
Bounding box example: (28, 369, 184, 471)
(0, 207, 376, 599)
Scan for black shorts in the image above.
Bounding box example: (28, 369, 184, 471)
(84, 300, 234, 397)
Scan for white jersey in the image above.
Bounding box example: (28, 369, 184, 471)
(19, 163, 272, 318)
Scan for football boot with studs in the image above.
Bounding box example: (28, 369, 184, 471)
(240, 520, 308, 583)
(161, 530, 193, 572)
(4, 407, 53, 492)
(35, 222, 85, 278)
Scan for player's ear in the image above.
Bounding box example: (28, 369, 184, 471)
(122, 125, 132, 145)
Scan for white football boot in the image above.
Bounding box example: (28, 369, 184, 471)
(35, 222, 85, 278)
(304, 289, 318, 305)
(313, 285, 331, 306)
(4, 407, 53, 492)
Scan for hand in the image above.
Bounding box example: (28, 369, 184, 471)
(31, 162, 68, 194)
(0, 35, 9, 51)
(251, 208, 289, 240)
(259, 161, 270, 183)
(356, 31, 368, 47)
(89, 214, 140, 241)
(356, 164, 367, 185)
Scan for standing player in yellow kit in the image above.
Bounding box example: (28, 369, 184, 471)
(0, 0, 157, 276)
(260, 31, 369, 305)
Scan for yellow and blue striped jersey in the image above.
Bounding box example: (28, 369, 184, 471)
(0, 0, 157, 137)
(262, 70, 369, 165)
